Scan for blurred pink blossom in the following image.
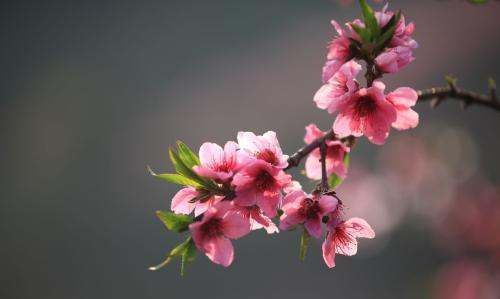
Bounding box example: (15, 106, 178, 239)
(303, 124, 350, 180)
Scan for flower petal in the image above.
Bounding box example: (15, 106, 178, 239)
(204, 236, 235, 267)
(222, 211, 251, 239)
(344, 217, 375, 239)
(171, 187, 197, 215)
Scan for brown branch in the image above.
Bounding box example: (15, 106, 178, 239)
(418, 86, 500, 111)
(319, 140, 329, 192)
(285, 85, 500, 171)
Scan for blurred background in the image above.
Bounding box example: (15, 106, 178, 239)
(2, 0, 500, 298)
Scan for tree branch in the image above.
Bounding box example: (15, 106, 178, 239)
(285, 85, 500, 171)
(319, 140, 329, 192)
(418, 85, 500, 111)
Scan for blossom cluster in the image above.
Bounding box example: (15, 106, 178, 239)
(149, 1, 419, 275)
(315, 3, 419, 145)
(161, 131, 373, 268)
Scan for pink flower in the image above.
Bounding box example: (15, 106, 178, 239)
(279, 190, 339, 238)
(304, 124, 350, 180)
(231, 205, 279, 234)
(333, 81, 397, 145)
(375, 4, 418, 49)
(322, 217, 375, 268)
(232, 159, 292, 217)
(189, 201, 250, 267)
(171, 187, 222, 217)
(374, 4, 393, 28)
(315, 60, 361, 113)
(193, 141, 241, 182)
(322, 60, 345, 84)
(322, 20, 354, 82)
(237, 131, 289, 169)
(390, 15, 418, 49)
(385, 86, 419, 130)
(375, 46, 415, 74)
(434, 260, 491, 299)
(327, 21, 351, 61)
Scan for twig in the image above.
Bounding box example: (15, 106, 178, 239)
(418, 86, 500, 111)
(319, 140, 329, 192)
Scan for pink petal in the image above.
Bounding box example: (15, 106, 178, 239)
(375, 51, 399, 73)
(233, 189, 259, 207)
(274, 170, 292, 187)
(333, 109, 363, 138)
(257, 193, 280, 217)
(387, 87, 418, 108)
(314, 84, 336, 111)
(279, 208, 305, 231)
(305, 217, 323, 239)
(204, 236, 235, 267)
(237, 131, 261, 153)
(322, 59, 344, 83)
(319, 195, 339, 215)
(171, 187, 197, 215)
(305, 152, 322, 180)
(193, 165, 232, 181)
(344, 217, 375, 239)
(247, 207, 279, 233)
(198, 142, 225, 167)
(335, 234, 358, 256)
(283, 180, 303, 194)
(222, 211, 251, 239)
(281, 189, 307, 208)
(330, 20, 344, 36)
(322, 233, 336, 268)
(364, 99, 397, 145)
(304, 124, 325, 144)
(392, 107, 419, 130)
(341, 59, 362, 79)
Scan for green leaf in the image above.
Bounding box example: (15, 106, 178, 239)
(180, 239, 197, 276)
(350, 23, 371, 43)
(468, 0, 488, 4)
(169, 148, 199, 180)
(147, 166, 203, 188)
(359, 0, 380, 40)
(156, 210, 193, 232)
(176, 141, 200, 169)
(299, 227, 310, 261)
(149, 237, 196, 275)
(169, 147, 220, 191)
(374, 10, 401, 53)
(328, 153, 350, 189)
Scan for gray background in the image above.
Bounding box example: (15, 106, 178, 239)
(1, 0, 500, 298)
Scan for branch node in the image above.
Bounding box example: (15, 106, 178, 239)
(430, 97, 444, 109)
(488, 77, 497, 102)
(445, 75, 458, 94)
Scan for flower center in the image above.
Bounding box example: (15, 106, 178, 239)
(301, 198, 322, 219)
(200, 218, 223, 239)
(254, 170, 276, 191)
(256, 149, 279, 166)
(354, 95, 377, 118)
(214, 161, 232, 172)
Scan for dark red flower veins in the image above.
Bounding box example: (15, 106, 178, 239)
(354, 95, 377, 118)
(256, 149, 279, 166)
(254, 170, 276, 191)
(200, 218, 223, 238)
